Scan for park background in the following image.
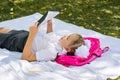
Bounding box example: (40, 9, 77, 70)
(0, 0, 120, 80)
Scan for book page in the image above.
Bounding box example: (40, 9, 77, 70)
(40, 11, 59, 25)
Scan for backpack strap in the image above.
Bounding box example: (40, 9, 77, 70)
(93, 47, 109, 57)
(86, 37, 109, 64)
(86, 46, 109, 64)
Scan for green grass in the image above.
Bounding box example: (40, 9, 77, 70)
(0, 0, 120, 38)
(0, 0, 120, 79)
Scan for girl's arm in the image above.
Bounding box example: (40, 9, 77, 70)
(22, 23, 39, 61)
(47, 20, 53, 33)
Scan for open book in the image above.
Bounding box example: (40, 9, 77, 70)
(37, 11, 59, 25)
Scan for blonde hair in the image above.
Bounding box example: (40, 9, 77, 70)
(67, 33, 85, 55)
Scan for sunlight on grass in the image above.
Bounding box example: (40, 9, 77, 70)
(0, 1, 119, 37)
(0, 0, 120, 79)
(0, 2, 120, 37)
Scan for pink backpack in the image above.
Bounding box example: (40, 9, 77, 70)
(55, 37, 109, 67)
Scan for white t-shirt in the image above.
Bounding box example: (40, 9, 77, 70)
(31, 32, 66, 61)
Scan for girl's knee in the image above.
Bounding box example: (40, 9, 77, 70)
(0, 28, 11, 33)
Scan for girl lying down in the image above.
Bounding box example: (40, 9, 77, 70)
(0, 20, 86, 62)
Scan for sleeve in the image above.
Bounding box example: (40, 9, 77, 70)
(45, 32, 60, 42)
(36, 44, 58, 61)
(46, 32, 57, 38)
(46, 32, 55, 36)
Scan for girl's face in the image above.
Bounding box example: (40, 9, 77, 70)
(59, 34, 77, 50)
(59, 35, 69, 49)
(59, 33, 84, 53)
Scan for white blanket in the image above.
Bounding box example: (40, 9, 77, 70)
(0, 13, 120, 80)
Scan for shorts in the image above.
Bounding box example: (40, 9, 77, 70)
(0, 30, 29, 52)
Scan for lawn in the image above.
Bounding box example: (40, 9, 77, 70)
(0, 0, 120, 38)
(0, 0, 120, 79)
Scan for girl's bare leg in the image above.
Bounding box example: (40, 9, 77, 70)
(0, 28, 11, 33)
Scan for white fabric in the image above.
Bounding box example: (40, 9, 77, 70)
(40, 11, 59, 25)
(33, 29, 85, 61)
(75, 40, 91, 58)
(31, 32, 63, 61)
(0, 13, 120, 80)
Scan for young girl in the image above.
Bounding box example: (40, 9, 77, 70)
(0, 20, 85, 62)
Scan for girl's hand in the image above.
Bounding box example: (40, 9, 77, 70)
(29, 22, 39, 35)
